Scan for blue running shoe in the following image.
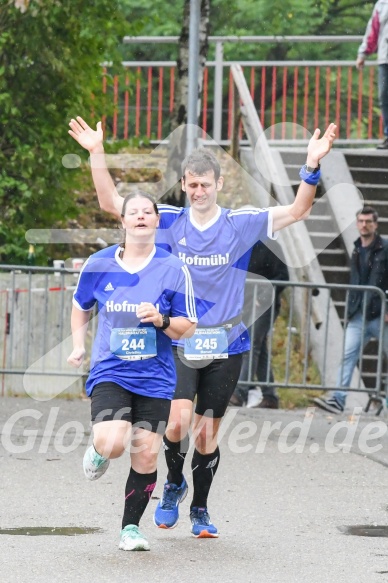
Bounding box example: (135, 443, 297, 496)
(190, 507, 219, 538)
(153, 477, 188, 529)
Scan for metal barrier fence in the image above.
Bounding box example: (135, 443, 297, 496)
(101, 36, 383, 144)
(0, 265, 96, 400)
(0, 266, 386, 404)
(238, 279, 387, 399)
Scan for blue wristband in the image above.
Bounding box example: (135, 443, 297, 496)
(299, 165, 321, 185)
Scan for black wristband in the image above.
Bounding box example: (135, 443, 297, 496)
(304, 163, 320, 174)
(160, 314, 170, 330)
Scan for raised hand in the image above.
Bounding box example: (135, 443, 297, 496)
(68, 116, 103, 153)
(306, 122, 337, 165)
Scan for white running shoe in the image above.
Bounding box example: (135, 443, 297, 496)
(246, 387, 262, 408)
(119, 525, 150, 551)
(83, 446, 110, 481)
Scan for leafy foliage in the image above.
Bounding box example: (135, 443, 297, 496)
(0, 0, 129, 264)
(0, 0, 379, 264)
(209, 0, 376, 61)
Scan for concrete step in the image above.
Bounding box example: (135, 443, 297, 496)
(277, 151, 307, 165)
(355, 184, 388, 200)
(317, 249, 347, 267)
(350, 167, 388, 185)
(344, 151, 388, 168)
(306, 215, 338, 233)
(320, 266, 350, 285)
(309, 232, 343, 250)
(361, 199, 388, 207)
(321, 265, 350, 272)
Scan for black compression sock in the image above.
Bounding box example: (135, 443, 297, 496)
(163, 434, 190, 485)
(122, 468, 157, 529)
(190, 447, 220, 509)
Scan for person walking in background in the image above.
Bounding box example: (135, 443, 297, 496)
(356, 0, 388, 149)
(314, 206, 388, 414)
(69, 115, 336, 538)
(229, 236, 289, 409)
(67, 191, 197, 551)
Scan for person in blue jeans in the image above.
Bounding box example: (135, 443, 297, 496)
(314, 206, 388, 414)
(356, 0, 388, 149)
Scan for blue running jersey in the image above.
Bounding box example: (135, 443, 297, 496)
(73, 244, 197, 399)
(156, 205, 275, 354)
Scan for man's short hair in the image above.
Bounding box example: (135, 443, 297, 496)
(181, 147, 221, 181)
(356, 205, 378, 222)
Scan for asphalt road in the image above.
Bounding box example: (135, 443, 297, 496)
(1, 395, 388, 583)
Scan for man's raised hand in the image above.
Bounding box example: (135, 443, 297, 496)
(306, 122, 337, 166)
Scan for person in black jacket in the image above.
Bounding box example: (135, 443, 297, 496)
(314, 205, 388, 414)
(230, 237, 289, 409)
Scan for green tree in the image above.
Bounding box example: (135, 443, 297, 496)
(0, 0, 129, 264)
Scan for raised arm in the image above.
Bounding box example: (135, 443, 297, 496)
(68, 117, 123, 218)
(272, 123, 337, 232)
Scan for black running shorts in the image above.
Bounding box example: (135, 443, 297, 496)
(90, 382, 171, 435)
(172, 347, 243, 418)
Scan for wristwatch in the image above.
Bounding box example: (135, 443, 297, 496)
(160, 314, 171, 330)
(304, 163, 320, 173)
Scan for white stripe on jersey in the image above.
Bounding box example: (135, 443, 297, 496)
(181, 264, 198, 322)
(72, 256, 91, 298)
(72, 298, 94, 312)
(157, 204, 183, 214)
(267, 208, 277, 239)
(228, 207, 276, 239)
(228, 208, 267, 216)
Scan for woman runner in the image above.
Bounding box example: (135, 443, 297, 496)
(67, 191, 197, 551)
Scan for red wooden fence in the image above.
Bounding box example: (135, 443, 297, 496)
(101, 63, 383, 143)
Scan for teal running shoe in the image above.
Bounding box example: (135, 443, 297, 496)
(119, 525, 150, 551)
(83, 445, 110, 481)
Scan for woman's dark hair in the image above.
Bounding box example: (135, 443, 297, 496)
(121, 190, 159, 217)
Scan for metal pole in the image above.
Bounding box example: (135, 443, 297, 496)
(213, 40, 224, 144)
(186, 0, 200, 155)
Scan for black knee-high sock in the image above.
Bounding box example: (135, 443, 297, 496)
(190, 447, 220, 509)
(163, 434, 190, 485)
(122, 468, 157, 529)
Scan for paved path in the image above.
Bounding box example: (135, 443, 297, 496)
(1, 396, 388, 583)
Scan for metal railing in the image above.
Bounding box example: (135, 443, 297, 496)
(239, 279, 387, 397)
(101, 35, 383, 144)
(1, 265, 386, 407)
